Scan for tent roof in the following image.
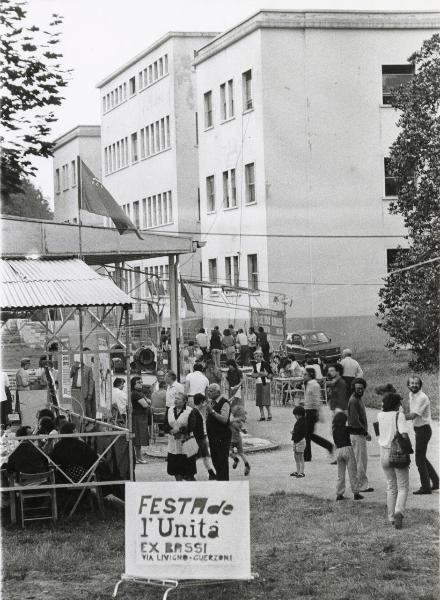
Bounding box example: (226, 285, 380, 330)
(0, 259, 133, 310)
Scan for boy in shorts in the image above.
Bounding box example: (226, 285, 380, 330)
(291, 405, 306, 477)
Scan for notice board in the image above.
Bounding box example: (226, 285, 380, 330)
(125, 481, 251, 580)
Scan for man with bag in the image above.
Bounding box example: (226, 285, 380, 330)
(347, 378, 374, 493)
(405, 376, 439, 495)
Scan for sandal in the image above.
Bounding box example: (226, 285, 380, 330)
(297, 473, 305, 478)
(258, 417, 266, 421)
(290, 472, 299, 477)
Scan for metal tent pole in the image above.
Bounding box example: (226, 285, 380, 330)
(168, 255, 179, 377)
(124, 306, 134, 480)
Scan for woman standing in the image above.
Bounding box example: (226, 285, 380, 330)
(251, 349, 273, 421)
(248, 327, 257, 361)
(222, 329, 236, 361)
(226, 359, 243, 404)
(257, 327, 270, 362)
(163, 392, 197, 481)
(377, 392, 412, 529)
(131, 376, 150, 464)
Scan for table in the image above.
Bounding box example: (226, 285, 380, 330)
(272, 377, 304, 406)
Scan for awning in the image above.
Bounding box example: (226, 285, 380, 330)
(0, 258, 133, 310)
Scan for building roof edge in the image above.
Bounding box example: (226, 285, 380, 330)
(53, 125, 101, 151)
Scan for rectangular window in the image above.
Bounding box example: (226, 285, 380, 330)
(131, 132, 138, 163)
(162, 193, 168, 224)
(147, 197, 152, 228)
(142, 198, 146, 228)
(160, 118, 165, 149)
(145, 126, 151, 157)
(245, 162, 255, 204)
(116, 141, 121, 169)
(164, 54, 168, 74)
(167, 191, 173, 223)
(384, 158, 398, 197)
(165, 116, 170, 147)
(155, 121, 160, 152)
(228, 79, 234, 117)
(382, 65, 414, 105)
(140, 128, 145, 159)
(158, 57, 163, 77)
(204, 91, 213, 128)
(206, 175, 215, 212)
(208, 258, 217, 284)
(222, 171, 229, 208)
(225, 257, 232, 286)
(247, 254, 258, 290)
(154, 61, 158, 80)
(148, 65, 153, 84)
(70, 160, 76, 187)
(62, 164, 69, 190)
(157, 193, 162, 224)
(104, 148, 108, 175)
(129, 76, 136, 95)
(138, 71, 143, 89)
(55, 168, 60, 193)
(243, 69, 253, 111)
(233, 255, 239, 287)
(123, 82, 127, 99)
(133, 200, 140, 228)
(150, 124, 155, 155)
(220, 83, 227, 121)
(230, 168, 236, 206)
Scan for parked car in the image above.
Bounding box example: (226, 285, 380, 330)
(285, 330, 341, 365)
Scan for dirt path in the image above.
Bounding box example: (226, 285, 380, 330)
(136, 405, 439, 512)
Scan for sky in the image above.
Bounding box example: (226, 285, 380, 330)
(25, 0, 440, 207)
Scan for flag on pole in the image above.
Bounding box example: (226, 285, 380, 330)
(79, 159, 143, 239)
(181, 280, 196, 313)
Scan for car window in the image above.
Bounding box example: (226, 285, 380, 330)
(315, 332, 330, 343)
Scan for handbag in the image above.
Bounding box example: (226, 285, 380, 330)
(389, 413, 411, 469)
(182, 435, 199, 458)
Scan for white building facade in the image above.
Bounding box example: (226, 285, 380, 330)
(96, 32, 217, 336)
(194, 10, 440, 347)
(53, 125, 102, 225)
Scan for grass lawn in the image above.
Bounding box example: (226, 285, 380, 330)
(357, 349, 439, 419)
(2, 494, 438, 600)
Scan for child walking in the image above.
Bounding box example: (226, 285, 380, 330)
(291, 405, 306, 477)
(230, 405, 251, 476)
(332, 410, 364, 501)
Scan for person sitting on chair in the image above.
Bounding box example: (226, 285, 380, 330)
(50, 422, 99, 483)
(6, 426, 48, 476)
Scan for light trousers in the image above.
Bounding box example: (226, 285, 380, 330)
(380, 446, 409, 521)
(336, 446, 359, 496)
(211, 348, 221, 369)
(350, 434, 369, 490)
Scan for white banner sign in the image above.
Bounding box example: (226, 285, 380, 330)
(125, 481, 251, 580)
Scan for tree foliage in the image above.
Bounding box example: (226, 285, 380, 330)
(2, 177, 53, 219)
(377, 34, 440, 371)
(0, 0, 70, 200)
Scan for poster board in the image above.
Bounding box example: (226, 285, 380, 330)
(250, 308, 284, 344)
(17, 390, 48, 429)
(125, 481, 251, 580)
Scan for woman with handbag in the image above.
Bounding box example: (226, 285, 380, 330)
(163, 392, 197, 481)
(377, 392, 413, 529)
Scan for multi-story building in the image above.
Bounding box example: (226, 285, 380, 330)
(96, 32, 217, 336)
(194, 10, 440, 347)
(53, 125, 102, 225)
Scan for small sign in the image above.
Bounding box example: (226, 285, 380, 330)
(250, 308, 284, 342)
(125, 481, 251, 580)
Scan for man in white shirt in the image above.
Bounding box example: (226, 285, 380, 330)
(340, 349, 363, 390)
(406, 376, 439, 494)
(236, 328, 249, 366)
(165, 370, 184, 408)
(184, 364, 209, 406)
(195, 328, 209, 357)
(112, 377, 127, 417)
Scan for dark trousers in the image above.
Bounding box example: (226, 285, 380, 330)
(208, 435, 231, 480)
(343, 376, 355, 392)
(84, 394, 97, 419)
(304, 409, 333, 461)
(414, 425, 439, 491)
(239, 346, 249, 366)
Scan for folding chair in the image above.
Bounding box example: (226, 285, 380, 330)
(151, 408, 166, 444)
(318, 379, 328, 404)
(17, 469, 57, 528)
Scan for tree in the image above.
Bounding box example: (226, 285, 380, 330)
(0, 0, 70, 200)
(2, 177, 53, 219)
(377, 34, 440, 371)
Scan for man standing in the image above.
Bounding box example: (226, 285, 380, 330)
(237, 328, 249, 366)
(406, 376, 439, 494)
(165, 370, 184, 408)
(195, 328, 209, 357)
(340, 349, 363, 391)
(303, 367, 334, 462)
(16, 358, 31, 390)
(209, 327, 223, 369)
(206, 383, 231, 480)
(347, 378, 373, 493)
(327, 364, 349, 413)
(184, 363, 209, 406)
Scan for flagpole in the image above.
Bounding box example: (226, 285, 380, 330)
(77, 155, 83, 260)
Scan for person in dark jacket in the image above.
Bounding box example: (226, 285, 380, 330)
(209, 327, 223, 369)
(290, 405, 306, 477)
(251, 350, 273, 421)
(332, 411, 363, 501)
(193, 393, 216, 480)
(6, 426, 48, 476)
(206, 384, 231, 480)
(50, 421, 99, 482)
(257, 327, 270, 362)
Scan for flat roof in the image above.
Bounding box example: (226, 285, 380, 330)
(53, 125, 101, 151)
(96, 31, 218, 89)
(194, 9, 440, 65)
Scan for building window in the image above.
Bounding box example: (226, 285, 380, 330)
(204, 91, 213, 128)
(222, 169, 237, 209)
(208, 258, 217, 283)
(220, 83, 227, 121)
(225, 256, 239, 287)
(382, 65, 414, 105)
(71, 160, 76, 187)
(225, 256, 232, 286)
(242, 69, 253, 111)
(145, 191, 173, 228)
(55, 169, 60, 193)
(133, 200, 140, 228)
(245, 162, 255, 204)
(142, 198, 147, 228)
(129, 76, 136, 96)
(247, 254, 258, 290)
(131, 132, 138, 163)
(220, 79, 234, 121)
(62, 164, 69, 190)
(228, 79, 234, 118)
(384, 158, 398, 197)
(206, 175, 215, 212)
